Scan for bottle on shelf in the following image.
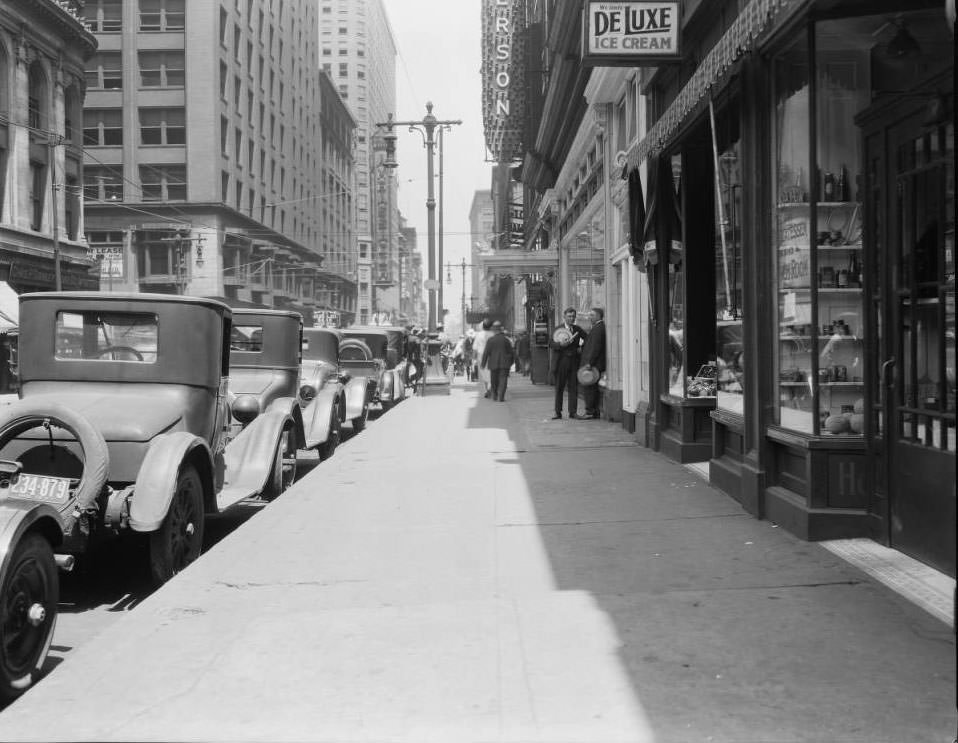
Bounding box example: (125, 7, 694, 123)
(848, 251, 861, 287)
(837, 165, 848, 202)
(823, 171, 835, 201)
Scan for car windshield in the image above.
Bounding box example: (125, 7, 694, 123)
(302, 333, 337, 361)
(55, 311, 158, 362)
(230, 324, 263, 352)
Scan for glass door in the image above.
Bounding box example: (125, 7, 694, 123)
(886, 113, 955, 577)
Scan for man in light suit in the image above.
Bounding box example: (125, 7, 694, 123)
(579, 307, 606, 419)
(550, 307, 586, 419)
(481, 321, 515, 401)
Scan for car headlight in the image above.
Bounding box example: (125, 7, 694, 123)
(299, 384, 318, 403)
(231, 394, 261, 424)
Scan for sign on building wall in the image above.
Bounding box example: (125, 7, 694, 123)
(481, 0, 526, 162)
(582, 1, 681, 65)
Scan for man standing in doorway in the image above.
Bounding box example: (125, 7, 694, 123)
(580, 307, 606, 419)
(481, 320, 514, 401)
(550, 307, 586, 419)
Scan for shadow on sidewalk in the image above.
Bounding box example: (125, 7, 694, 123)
(457, 375, 957, 740)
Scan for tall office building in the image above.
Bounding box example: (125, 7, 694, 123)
(81, 0, 357, 324)
(318, 0, 397, 325)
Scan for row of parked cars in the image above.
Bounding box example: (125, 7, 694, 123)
(0, 292, 411, 701)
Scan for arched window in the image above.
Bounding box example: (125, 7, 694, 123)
(64, 84, 82, 145)
(28, 62, 48, 132)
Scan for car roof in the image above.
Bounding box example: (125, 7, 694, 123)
(232, 308, 303, 322)
(20, 291, 233, 314)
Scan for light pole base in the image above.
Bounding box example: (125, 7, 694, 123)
(422, 340, 451, 395)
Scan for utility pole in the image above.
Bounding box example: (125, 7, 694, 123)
(446, 257, 473, 335)
(375, 104, 461, 332)
(48, 136, 64, 290)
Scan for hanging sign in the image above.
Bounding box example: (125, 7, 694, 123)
(582, 1, 682, 66)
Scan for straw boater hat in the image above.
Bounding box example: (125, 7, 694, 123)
(577, 365, 599, 386)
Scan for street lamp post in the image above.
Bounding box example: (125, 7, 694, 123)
(376, 104, 461, 332)
(445, 257, 473, 335)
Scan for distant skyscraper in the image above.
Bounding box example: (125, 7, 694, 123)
(81, 0, 356, 323)
(318, 0, 397, 325)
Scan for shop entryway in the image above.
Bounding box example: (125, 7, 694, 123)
(865, 100, 955, 577)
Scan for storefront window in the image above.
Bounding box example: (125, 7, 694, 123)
(666, 154, 686, 396)
(714, 104, 743, 413)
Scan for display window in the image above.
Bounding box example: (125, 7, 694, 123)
(712, 101, 743, 413)
(773, 23, 868, 435)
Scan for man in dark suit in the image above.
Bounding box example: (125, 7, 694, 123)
(480, 320, 515, 401)
(550, 307, 586, 419)
(579, 307, 606, 419)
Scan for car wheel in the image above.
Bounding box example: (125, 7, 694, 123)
(317, 411, 339, 461)
(0, 533, 58, 703)
(352, 405, 368, 433)
(264, 423, 297, 500)
(149, 464, 204, 585)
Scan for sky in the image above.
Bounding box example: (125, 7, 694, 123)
(382, 0, 490, 325)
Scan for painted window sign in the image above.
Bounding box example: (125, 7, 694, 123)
(583, 1, 681, 61)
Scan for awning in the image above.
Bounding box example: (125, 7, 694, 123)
(0, 281, 19, 331)
(627, 0, 802, 169)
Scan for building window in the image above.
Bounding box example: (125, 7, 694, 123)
(83, 109, 123, 146)
(27, 63, 47, 132)
(339, 63, 348, 77)
(139, 50, 185, 87)
(138, 0, 185, 31)
(235, 128, 242, 162)
(139, 164, 186, 201)
(84, 166, 124, 202)
(222, 171, 230, 202)
(86, 0, 122, 32)
(139, 108, 185, 145)
(85, 53, 122, 90)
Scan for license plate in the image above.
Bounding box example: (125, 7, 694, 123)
(7, 474, 72, 504)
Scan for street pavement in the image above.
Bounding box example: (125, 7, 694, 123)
(0, 375, 954, 742)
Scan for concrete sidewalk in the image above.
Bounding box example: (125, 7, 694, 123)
(0, 376, 954, 742)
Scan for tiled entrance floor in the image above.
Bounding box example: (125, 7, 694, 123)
(683, 463, 955, 628)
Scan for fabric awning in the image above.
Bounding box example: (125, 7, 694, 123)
(0, 281, 19, 331)
(627, 0, 801, 169)
(627, 168, 647, 267)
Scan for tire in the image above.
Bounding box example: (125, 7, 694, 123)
(0, 403, 109, 516)
(0, 533, 58, 703)
(149, 464, 204, 585)
(352, 405, 368, 433)
(317, 410, 339, 461)
(264, 424, 297, 500)
(380, 399, 394, 413)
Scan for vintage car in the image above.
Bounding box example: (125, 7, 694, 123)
(301, 327, 369, 435)
(340, 328, 405, 412)
(0, 293, 299, 699)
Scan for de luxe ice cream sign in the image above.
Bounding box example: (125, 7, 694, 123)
(582, 1, 681, 65)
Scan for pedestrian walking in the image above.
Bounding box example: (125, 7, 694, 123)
(579, 307, 606, 419)
(472, 318, 494, 398)
(406, 328, 424, 391)
(516, 331, 531, 376)
(480, 321, 514, 401)
(550, 307, 586, 419)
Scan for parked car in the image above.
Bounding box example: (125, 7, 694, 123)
(340, 328, 406, 412)
(0, 293, 299, 699)
(228, 309, 309, 474)
(302, 327, 369, 436)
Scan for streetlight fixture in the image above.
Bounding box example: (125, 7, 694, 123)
(445, 257, 474, 336)
(376, 103, 461, 332)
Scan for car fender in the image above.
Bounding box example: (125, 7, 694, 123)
(128, 432, 211, 532)
(219, 400, 292, 506)
(302, 386, 338, 449)
(344, 376, 369, 419)
(0, 501, 64, 581)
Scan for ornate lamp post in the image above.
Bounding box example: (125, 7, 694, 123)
(376, 103, 461, 331)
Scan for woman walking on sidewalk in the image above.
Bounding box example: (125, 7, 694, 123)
(472, 318, 494, 398)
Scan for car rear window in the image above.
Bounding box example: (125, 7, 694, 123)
(230, 324, 263, 352)
(55, 311, 158, 362)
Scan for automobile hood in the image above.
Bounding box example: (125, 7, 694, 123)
(13, 391, 183, 443)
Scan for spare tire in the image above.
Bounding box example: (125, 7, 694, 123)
(0, 403, 109, 526)
(339, 338, 373, 362)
